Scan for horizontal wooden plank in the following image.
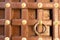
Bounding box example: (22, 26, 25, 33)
(12, 19, 52, 25)
(12, 36, 52, 40)
(11, 2, 54, 9)
(11, 2, 21, 8)
(28, 36, 52, 40)
(12, 19, 22, 25)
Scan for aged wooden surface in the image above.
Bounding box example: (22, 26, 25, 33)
(0, 0, 60, 40)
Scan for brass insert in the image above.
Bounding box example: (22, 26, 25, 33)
(5, 37, 10, 40)
(39, 20, 42, 25)
(21, 3, 26, 8)
(38, 3, 43, 8)
(54, 3, 59, 8)
(38, 38, 42, 40)
(22, 37, 27, 40)
(54, 38, 59, 40)
(22, 20, 27, 25)
(5, 20, 10, 25)
(5, 3, 10, 8)
(53, 21, 58, 26)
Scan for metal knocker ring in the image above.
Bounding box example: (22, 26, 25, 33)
(34, 22, 46, 36)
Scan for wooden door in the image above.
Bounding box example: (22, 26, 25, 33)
(0, 0, 60, 40)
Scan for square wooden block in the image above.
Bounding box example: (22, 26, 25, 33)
(40, 26, 50, 36)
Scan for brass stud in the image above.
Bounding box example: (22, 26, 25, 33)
(5, 3, 10, 8)
(54, 38, 59, 40)
(5, 37, 10, 40)
(22, 37, 27, 40)
(21, 3, 26, 8)
(5, 20, 10, 25)
(54, 3, 59, 8)
(22, 20, 27, 25)
(38, 38, 42, 40)
(54, 21, 58, 25)
(38, 3, 43, 8)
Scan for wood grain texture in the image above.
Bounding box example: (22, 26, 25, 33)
(0, 0, 60, 40)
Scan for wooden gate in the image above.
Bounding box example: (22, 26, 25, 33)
(0, 0, 60, 40)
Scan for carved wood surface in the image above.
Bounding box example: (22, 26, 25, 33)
(0, 0, 60, 40)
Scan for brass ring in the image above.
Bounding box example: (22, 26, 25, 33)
(34, 22, 46, 35)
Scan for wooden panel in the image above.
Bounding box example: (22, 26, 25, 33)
(28, 9, 37, 19)
(0, 25, 4, 36)
(42, 10, 50, 20)
(12, 25, 21, 36)
(0, 9, 5, 19)
(0, 0, 60, 40)
(11, 9, 21, 19)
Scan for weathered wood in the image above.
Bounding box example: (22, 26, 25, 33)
(0, 0, 60, 40)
